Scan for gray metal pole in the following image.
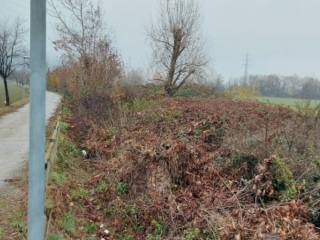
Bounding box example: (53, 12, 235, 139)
(28, 0, 46, 239)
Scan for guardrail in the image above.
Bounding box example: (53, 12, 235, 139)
(45, 120, 60, 184)
(44, 118, 61, 239)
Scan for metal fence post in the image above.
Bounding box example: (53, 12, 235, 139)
(28, 0, 46, 239)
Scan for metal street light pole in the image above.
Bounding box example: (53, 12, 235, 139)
(28, 0, 46, 239)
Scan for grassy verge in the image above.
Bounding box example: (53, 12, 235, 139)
(0, 166, 28, 240)
(0, 108, 60, 240)
(0, 82, 29, 117)
(0, 82, 28, 106)
(0, 98, 29, 118)
(257, 96, 320, 108)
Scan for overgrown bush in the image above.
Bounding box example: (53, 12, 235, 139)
(254, 156, 297, 201)
(230, 153, 259, 179)
(224, 85, 259, 100)
(175, 82, 216, 97)
(78, 94, 118, 123)
(50, 96, 320, 239)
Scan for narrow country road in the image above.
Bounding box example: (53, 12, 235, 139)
(0, 92, 61, 188)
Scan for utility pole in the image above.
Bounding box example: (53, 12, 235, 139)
(243, 53, 249, 85)
(28, 0, 46, 239)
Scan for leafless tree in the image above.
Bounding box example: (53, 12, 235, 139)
(149, 0, 207, 96)
(50, 0, 105, 58)
(0, 20, 25, 106)
(49, 0, 122, 98)
(12, 69, 30, 86)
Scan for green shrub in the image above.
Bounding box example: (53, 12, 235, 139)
(57, 134, 79, 171)
(51, 171, 65, 185)
(151, 220, 164, 237)
(95, 181, 108, 193)
(59, 121, 70, 133)
(60, 212, 76, 233)
(85, 237, 97, 240)
(61, 105, 72, 118)
(11, 219, 27, 234)
(118, 203, 143, 232)
(125, 204, 137, 216)
(48, 234, 64, 240)
(270, 157, 297, 200)
(70, 187, 89, 199)
(183, 228, 201, 240)
(116, 181, 129, 196)
(62, 137, 79, 157)
(84, 222, 97, 234)
(0, 227, 3, 240)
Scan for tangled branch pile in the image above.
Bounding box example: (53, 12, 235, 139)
(49, 98, 320, 239)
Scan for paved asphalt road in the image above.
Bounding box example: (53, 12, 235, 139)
(0, 92, 61, 188)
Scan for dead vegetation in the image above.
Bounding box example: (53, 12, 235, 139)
(46, 96, 320, 240)
(42, 1, 320, 239)
(0, 171, 27, 240)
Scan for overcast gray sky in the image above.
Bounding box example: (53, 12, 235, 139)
(2, 0, 320, 79)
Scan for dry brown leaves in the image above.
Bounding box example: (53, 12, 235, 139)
(59, 98, 320, 239)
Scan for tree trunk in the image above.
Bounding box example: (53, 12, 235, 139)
(3, 77, 10, 106)
(164, 83, 176, 97)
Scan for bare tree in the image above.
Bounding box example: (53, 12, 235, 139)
(12, 69, 30, 86)
(149, 0, 207, 97)
(0, 20, 25, 105)
(49, 0, 104, 60)
(49, 0, 122, 98)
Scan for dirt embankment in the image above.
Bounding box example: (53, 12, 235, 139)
(48, 98, 320, 239)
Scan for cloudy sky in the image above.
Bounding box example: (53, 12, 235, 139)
(2, 0, 320, 79)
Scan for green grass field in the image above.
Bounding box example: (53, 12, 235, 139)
(257, 96, 320, 108)
(0, 81, 28, 107)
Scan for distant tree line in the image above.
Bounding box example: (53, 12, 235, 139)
(230, 75, 320, 100)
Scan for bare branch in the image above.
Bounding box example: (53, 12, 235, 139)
(50, 0, 123, 99)
(148, 0, 207, 96)
(0, 19, 25, 105)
